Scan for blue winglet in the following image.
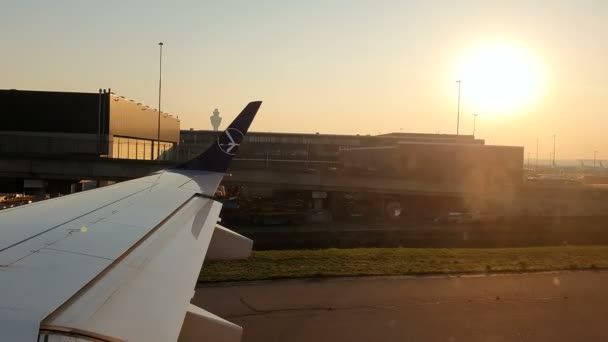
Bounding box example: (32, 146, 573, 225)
(175, 101, 262, 173)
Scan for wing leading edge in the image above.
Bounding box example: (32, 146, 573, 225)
(0, 101, 262, 342)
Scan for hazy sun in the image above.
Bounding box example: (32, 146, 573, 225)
(455, 43, 545, 115)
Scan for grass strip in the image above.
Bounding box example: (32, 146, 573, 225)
(199, 246, 608, 282)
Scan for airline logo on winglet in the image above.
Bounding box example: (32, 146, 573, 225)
(173, 101, 261, 173)
(217, 128, 244, 155)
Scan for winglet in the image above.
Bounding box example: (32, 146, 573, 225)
(174, 101, 262, 173)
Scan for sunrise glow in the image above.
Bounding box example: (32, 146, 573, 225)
(455, 43, 546, 115)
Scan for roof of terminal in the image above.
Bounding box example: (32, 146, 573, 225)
(181, 129, 486, 145)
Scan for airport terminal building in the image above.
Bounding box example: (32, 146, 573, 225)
(0, 88, 180, 196)
(180, 130, 523, 186)
(0, 89, 180, 160)
(179, 129, 524, 225)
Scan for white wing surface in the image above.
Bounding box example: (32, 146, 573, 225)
(0, 101, 262, 342)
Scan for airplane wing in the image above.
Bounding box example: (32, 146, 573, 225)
(0, 101, 262, 342)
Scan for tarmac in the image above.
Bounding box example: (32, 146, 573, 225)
(194, 270, 608, 342)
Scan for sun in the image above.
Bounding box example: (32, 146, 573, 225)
(454, 42, 546, 115)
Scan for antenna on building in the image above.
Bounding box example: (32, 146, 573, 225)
(210, 108, 222, 131)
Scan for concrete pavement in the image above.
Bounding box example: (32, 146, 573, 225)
(194, 271, 608, 341)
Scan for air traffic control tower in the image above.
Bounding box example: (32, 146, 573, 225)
(210, 108, 222, 131)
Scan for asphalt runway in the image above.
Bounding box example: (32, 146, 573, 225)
(194, 271, 608, 342)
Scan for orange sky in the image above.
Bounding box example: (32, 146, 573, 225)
(1, 1, 607, 159)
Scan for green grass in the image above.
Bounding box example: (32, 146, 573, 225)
(199, 246, 608, 283)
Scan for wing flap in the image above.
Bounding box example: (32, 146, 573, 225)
(177, 304, 242, 342)
(206, 224, 253, 261)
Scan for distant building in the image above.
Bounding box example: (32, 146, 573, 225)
(179, 130, 523, 186)
(0, 89, 180, 160)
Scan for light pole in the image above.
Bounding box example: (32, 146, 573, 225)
(594, 150, 599, 168)
(156, 42, 164, 160)
(552, 134, 556, 168)
(472, 113, 478, 136)
(456, 80, 461, 135)
(535, 138, 539, 172)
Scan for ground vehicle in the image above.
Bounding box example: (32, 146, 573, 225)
(0, 194, 34, 209)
